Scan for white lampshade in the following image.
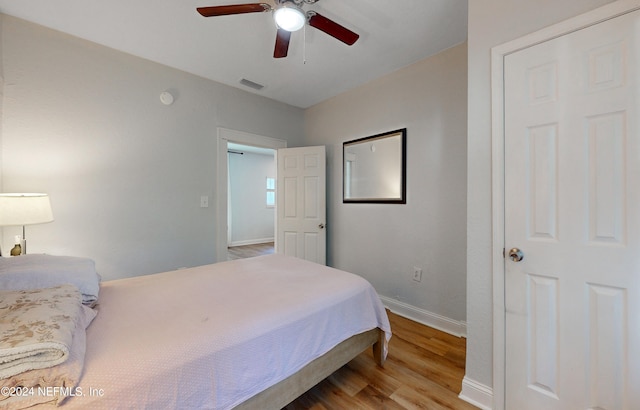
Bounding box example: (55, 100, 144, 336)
(274, 5, 306, 32)
(0, 193, 54, 226)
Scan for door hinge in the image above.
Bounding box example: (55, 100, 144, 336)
(503, 248, 506, 258)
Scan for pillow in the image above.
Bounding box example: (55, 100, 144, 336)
(0, 254, 100, 306)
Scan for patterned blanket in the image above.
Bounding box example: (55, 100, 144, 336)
(0, 285, 83, 380)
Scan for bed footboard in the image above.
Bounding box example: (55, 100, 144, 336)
(235, 327, 384, 409)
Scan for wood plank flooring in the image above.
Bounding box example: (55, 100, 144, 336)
(284, 311, 477, 409)
(227, 242, 275, 260)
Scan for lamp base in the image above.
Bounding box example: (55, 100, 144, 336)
(10, 243, 22, 256)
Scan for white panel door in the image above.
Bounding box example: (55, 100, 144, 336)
(504, 9, 639, 409)
(276, 146, 326, 264)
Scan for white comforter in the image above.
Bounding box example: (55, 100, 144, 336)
(56, 254, 391, 409)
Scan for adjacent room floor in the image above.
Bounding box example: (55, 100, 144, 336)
(227, 242, 275, 260)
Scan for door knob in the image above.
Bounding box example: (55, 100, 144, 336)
(508, 248, 524, 262)
(318, 223, 325, 229)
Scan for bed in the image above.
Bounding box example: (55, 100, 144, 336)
(0, 253, 391, 409)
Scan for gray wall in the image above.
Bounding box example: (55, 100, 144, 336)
(0, 15, 304, 280)
(305, 43, 468, 325)
(465, 0, 616, 391)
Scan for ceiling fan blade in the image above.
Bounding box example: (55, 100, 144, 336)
(274, 28, 292, 58)
(308, 12, 359, 46)
(197, 3, 271, 17)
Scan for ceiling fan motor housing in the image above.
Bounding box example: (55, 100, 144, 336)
(276, 0, 320, 5)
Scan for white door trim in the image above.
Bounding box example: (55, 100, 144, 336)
(490, 1, 640, 409)
(215, 128, 287, 262)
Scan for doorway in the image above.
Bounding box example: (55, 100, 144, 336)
(227, 142, 276, 260)
(215, 128, 287, 262)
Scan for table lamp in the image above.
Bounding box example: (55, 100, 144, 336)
(0, 193, 54, 255)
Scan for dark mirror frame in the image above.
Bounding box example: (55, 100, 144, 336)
(343, 128, 407, 204)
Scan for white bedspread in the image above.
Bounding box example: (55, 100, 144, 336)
(56, 254, 391, 409)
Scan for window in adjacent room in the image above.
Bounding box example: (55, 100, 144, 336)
(266, 177, 276, 208)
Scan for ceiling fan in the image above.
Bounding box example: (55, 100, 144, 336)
(197, 0, 359, 58)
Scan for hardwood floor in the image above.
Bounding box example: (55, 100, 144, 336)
(284, 311, 477, 409)
(227, 242, 275, 260)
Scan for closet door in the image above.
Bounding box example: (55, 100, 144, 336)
(504, 9, 639, 409)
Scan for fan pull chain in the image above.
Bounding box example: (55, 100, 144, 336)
(303, 24, 307, 64)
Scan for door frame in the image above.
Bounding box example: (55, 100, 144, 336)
(215, 128, 287, 262)
(490, 1, 640, 408)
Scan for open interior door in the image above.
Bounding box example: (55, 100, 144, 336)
(276, 146, 326, 264)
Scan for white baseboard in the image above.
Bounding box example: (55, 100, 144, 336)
(459, 376, 493, 410)
(228, 238, 274, 247)
(378, 295, 467, 338)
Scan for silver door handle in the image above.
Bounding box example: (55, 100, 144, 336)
(319, 223, 325, 229)
(508, 248, 524, 262)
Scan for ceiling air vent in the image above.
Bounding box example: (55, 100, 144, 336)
(239, 78, 265, 90)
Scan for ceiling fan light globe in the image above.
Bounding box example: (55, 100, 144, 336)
(274, 6, 306, 32)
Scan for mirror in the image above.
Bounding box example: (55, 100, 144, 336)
(343, 128, 406, 204)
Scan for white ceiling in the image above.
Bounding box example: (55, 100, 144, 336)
(0, 0, 468, 109)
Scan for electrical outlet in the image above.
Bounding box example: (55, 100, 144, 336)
(413, 267, 422, 282)
(200, 196, 209, 208)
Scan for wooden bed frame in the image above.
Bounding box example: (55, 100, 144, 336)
(235, 328, 386, 409)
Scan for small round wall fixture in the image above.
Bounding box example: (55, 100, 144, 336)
(160, 91, 174, 105)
